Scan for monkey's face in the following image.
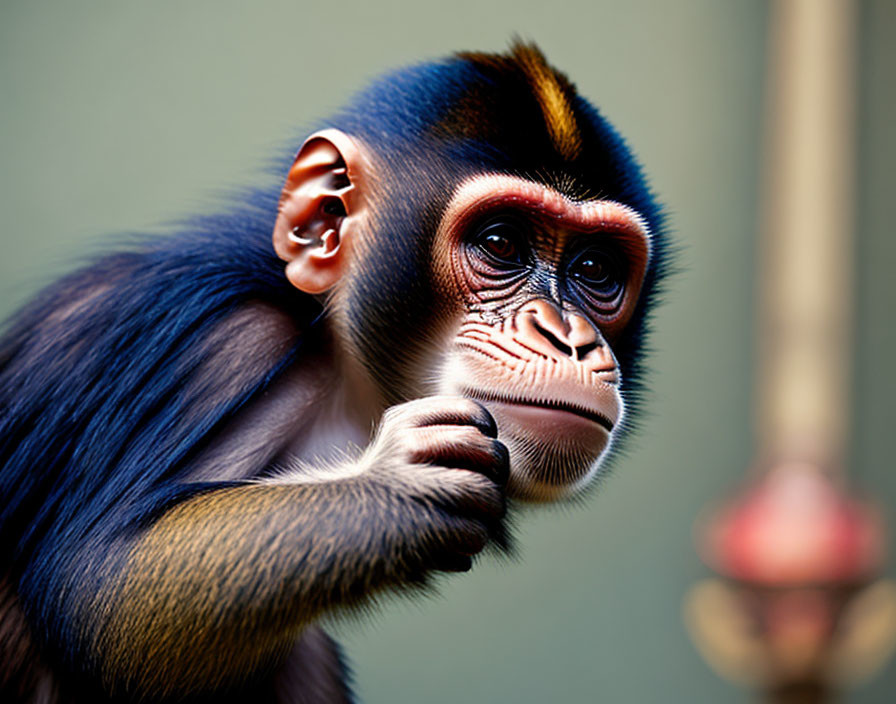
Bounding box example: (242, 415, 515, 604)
(432, 175, 651, 502)
(274, 131, 652, 503)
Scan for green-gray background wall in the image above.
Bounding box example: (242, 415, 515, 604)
(1, 1, 893, 702)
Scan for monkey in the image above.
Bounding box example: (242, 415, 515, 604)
(0, 42, 667, 703)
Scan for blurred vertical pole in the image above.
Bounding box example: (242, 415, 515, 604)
(757, 0, 855, 471)
(685, 1, 896, 702)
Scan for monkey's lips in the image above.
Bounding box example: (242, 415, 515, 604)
(461, 388, 615, 433)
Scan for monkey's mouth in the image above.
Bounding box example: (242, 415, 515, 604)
(461, 387, 614, 432)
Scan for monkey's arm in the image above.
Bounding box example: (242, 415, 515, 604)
(0, 259, 505, 698)
(76, 398, 507, 698)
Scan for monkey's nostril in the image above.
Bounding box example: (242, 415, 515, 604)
(532, 320, 573, 358)
(575, 341, 599, 360)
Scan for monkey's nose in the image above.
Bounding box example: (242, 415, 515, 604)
(514, 300, 601, 362)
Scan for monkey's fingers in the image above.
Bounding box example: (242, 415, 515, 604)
(384, 396, 498, 438)
(431, 553, 473, 573)
(406, 425, 509, 485)
(425, 517, 490, 572)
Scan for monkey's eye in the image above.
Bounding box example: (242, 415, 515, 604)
(568, 247, 625, 300)
(471, 218, 528, 267)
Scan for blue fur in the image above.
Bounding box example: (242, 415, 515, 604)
(1, 188, 319, 655)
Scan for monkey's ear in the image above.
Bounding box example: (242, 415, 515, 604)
(272, 129, 369, 295)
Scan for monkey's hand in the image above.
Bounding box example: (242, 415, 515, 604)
(359, 396, 511, 574)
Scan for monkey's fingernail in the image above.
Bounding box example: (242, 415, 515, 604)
(433, 553, 473, 573)
(492, 441, 510, 483)
(470, 403, 498, 438)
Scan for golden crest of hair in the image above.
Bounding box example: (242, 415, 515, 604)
(459, 40, 583, 160)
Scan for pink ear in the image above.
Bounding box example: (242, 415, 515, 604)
(272, 130, 370, 294)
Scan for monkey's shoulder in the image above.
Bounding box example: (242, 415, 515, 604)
(1, 239, 310, 371)
(0, 246, 318, 536)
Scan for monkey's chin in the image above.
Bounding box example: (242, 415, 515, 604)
(483, 402, 612, 503)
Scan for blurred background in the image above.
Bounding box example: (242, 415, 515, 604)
(1, 1, 893, 701)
